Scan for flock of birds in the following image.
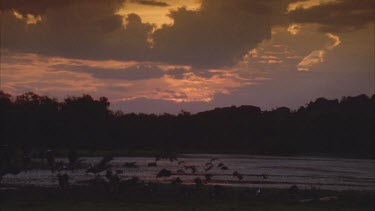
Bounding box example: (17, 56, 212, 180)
(1, 147, 340, 202)
(152, 157, 249, 185)
(1, 149, 270, 190)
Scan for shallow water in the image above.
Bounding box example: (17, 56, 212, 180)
(3, 154, 375, 191)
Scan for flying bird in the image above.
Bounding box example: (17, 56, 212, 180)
(221, 166, 229, 170)
(178, 161, 185, 165)
(194, 177, 203, 187)
(232, 171, 243, 180)
(57, 173, 69, 189)
(217, 162, 225, 168)
(204, 174, 213, 182)
(205, 164, 213, 172)
(256, 189, 262, 196)
(171, 177, 183, 185)
(157, 169, 172, 178)
(176, 169, 185, 174)
(123, 162, 137, 168)
(46, 149, 56, 172)
(86, 156, 113, 174)
(210, 158, 218, 162)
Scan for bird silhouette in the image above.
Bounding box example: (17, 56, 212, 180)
(55, 161, 68, 172)
(101, 155, 114, 164)
(256, 188, 262, 196)
(37, 149, 46, 164)
(105, 170, 114, 180)
(210, 158, 218, 162)
(107, 171, 121, 192)
(123, 162, 137, 168)
(57, 173, 69, 189)
(106, 170, 120, 184)
(67, 149, 84, 171)
(0, 165, 21, 181)
(155, 152, 178, 162)
(232, 171, 243, 180)
(46, 149, 56, 172)
(0, 145, 21, 181)
(86, 156, 113, 174)
(221, 166, 229, 170)
(68, 149, 78, 167)
(205, 164, 213, 172)
(194, 177, 203, 187)
(128, 176, 140, 184)
(169, 156, 178, 162)
(21, 148, 31, 171)
(288, 185, 300, 195)
(178, 161, 185, 165)
(171, 177, 183, 185)
(176, 169, 185, 174)
(156, 169, 172, 178)
(204, 174, 213, 182)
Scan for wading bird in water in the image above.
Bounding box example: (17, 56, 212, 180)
(86, 155, 113, 174)
(157, 169, 172, 178)
(233, 171, 243, 180)
(122, 162, 137, 168)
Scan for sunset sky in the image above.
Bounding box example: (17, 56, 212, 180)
(1, 0, 374, 113)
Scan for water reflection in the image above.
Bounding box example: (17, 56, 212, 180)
(3, 154, 375, 191)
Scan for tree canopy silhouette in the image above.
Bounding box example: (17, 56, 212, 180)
(0, 91, 374, 157)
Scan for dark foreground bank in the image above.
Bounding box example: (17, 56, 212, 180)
(1, 183, 374, 211)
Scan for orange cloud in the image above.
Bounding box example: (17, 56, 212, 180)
(297, 50, 325, 71)
(287, 24, 301, 35)
(117, 0, 202, 28)
(287, 0, 337, 12)
(297, 33, 341, 71)
(1, 51, 249, 103)
(326, 33, 341, 50)
(12, 10, 42, 24)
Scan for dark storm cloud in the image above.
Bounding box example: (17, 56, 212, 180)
(0, 0, 124, 16)
(165, 68, 188, 79)
(289, 0, 375, 32)
(151, 0, 273, 68)
(1, 0, 279, 68)
(50, 64, 165, 80)
(1, 0, 372, 70)
(1, 5, 153, 60)
(131, 0, 170, 7)
(1, 0, 69, 16)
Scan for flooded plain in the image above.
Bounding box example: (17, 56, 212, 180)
(2, 154, 375, 191)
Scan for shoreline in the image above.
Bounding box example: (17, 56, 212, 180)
(46, 149, 375, 160)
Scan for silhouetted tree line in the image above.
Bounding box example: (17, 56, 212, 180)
(1, 91, 374, 157)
